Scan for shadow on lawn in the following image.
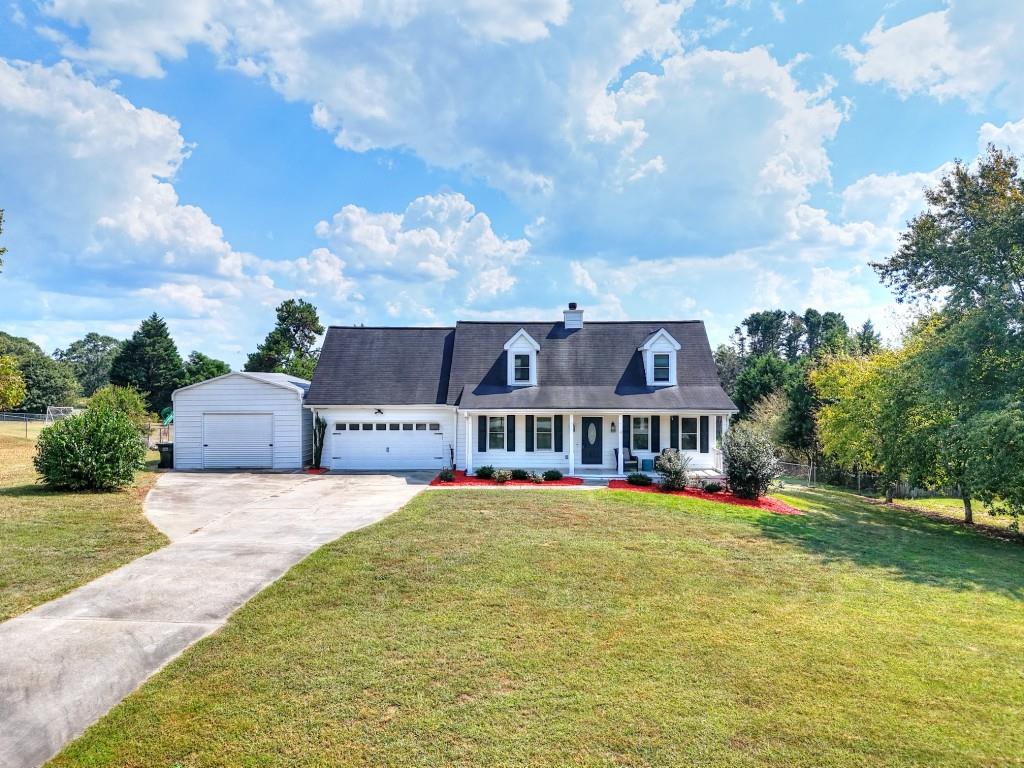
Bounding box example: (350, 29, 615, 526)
(754, 488, 1024, 599)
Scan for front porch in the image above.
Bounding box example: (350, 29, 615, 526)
(460, 410, 731, 478)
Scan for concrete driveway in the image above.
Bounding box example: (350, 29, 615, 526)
(0, 471, 430, 768)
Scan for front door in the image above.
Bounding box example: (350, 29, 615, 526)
(581, 417, 603, 464)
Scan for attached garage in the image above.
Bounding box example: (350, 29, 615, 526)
(326, 417, 450, 470)
(172, 373, 312, 470)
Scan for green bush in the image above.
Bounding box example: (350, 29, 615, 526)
(511, 468, 530, 480)
(627, 472, 652, 486)
(493, 469, 513, 483)
(702, 481, 723, 494)
(437, 468, 455, 482)
(88, 384, 150, 433)
(654, 448, 690, 491)
(528, 471, 543, 484)
(475, 465, 495, 479)
(543, 469, 563, 482)
(722, 424, 779, 499)
(34, 407, 146, 490)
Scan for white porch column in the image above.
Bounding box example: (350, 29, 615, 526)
(465, 411, 473, 474)
(617, 414, 624, 474)
(568, 413, 575, 476)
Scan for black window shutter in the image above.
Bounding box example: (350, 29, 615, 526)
(478, 415, 487, 453)
(622, 415, 631, 448)
(507, 415, 516, 451)
(651, 416, 661, 452)
(670, 416, 679, 449)
(525, 415, 535, 452)
(554, 415, 563, 452)
(700, 416, 710, 453)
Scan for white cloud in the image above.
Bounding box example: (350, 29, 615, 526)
(842, 3, 1024, 108)
(314, 192, 529, 304)
(979, 117, 1024, 154)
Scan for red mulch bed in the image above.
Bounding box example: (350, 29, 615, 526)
(431, 470, 584, 487)
(607, 479, 803, 515)
(303, 468, 330, 475)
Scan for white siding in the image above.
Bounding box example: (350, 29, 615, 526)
(315, 407, 457, 471)
(456, 412, 720, 473)
(173, 375, 308, 470)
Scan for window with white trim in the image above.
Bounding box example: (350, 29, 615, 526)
(680, 417, 698, 451)
(653, 353, 670, 382)
(514, 354, 531, 382)
(535, 416, 553, 451)
(632, 417, 650, 451)
(488, 416, 505, 450)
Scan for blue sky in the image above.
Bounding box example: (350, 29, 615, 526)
(1, 0, 1022, 367)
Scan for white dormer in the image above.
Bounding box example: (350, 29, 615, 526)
(639, 328, 681, 386)
(504, 328, 540, 386)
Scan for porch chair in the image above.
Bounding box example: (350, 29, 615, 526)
(614, 447, 640, 473)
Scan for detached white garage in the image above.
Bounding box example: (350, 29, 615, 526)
(172, 373, 313, 470)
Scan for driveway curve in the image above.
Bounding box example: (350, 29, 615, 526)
(0, 471, 430, 768)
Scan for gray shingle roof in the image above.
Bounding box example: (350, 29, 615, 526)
(447, 321, 736, 410)
(306, 320, 736, 411)
(305, 327, 455, 405)
(243, 372, 310, 394)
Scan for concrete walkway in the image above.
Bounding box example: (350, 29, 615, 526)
(0, 471, 430, 768)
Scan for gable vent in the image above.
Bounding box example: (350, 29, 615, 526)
(563, 302, 584, 329)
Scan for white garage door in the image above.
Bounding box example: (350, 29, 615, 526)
(330, 420, 445, 470)
(202, 413, 274, 469)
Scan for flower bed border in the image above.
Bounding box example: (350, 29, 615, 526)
(431, 470, 584, 487)
(607, 479, 802, 515)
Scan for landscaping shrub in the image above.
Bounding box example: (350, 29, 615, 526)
(528, 471, 543, 484)
(722, 424, 780, 499)
(312, 415, 328, 469)
(654, 448, 690, 491)
(88, 384, 150, 433)
(703, 481, 723, 494)
(627, 472, 652, 486)
(34, 407, 146, 491)
(475, 465, 495, 479)
(511, 468, 530, 481)
(543, 469, 563, 482)
(437, 468, 454, 482)
(493, 469, 513, 484)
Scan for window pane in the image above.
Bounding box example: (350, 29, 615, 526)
(680, 417, 698, 451)
(374, 423, 385, 430)
(429, 423, 441, 431)
(514, 353, 531, 382)
(415, 423, 427, 430)
(402, 423, 413, 430)
(389, 423, 400, 430)
(362, 424, 373, 431)
(632, 417, 649, 450)
(536, 416, 553, 450)
(488, 416, 505, 449)
(715, 416, 723, 448)
(654, 353, 670, 381)
(335, 423, 346, 431)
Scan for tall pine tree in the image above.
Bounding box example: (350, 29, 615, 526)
(110, 314, 185, 411)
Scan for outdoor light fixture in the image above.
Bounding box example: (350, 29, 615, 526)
(374, 408, 384, 415)
(610, 422, 616, 433)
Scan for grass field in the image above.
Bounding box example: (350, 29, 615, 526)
(51, 485, 1024, 767)
(0, 419, 47, 441)
(0, 435, 167, 620)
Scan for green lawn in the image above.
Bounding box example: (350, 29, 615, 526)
(0, 435, 167, 620)
(49, 485, 1024, 767)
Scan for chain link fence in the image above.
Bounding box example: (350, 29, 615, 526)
(1, 412, 173, 448)
(777, 459, 961, 500)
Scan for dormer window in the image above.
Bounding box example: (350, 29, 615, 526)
(653, 353, 670, 382)
(514, 354, 531, 382)
(639, 328, 680, 386)
(504, 328, 539, 387)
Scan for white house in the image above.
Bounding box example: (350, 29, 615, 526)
(304, 304, 737, 476)
(172, 372, 312, 469)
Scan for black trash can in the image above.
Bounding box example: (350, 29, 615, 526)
(156, 442, 174, 469)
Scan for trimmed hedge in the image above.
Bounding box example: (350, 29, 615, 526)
(627, 472, 652, 486)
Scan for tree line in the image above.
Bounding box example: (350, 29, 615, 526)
(0, 298, 324, 414)
(719, 147, 1024, 528)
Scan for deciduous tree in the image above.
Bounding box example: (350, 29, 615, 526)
(182, 351, 231, 385)
(0, 354, 26, 411)
(54, 333, 123, 396)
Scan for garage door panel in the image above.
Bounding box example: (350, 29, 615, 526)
(203, 413, 274, 468)
(330, 423, 445, 470)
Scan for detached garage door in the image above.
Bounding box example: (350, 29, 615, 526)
(330, 421, 444, 470)
(202, 413, 273, 469)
